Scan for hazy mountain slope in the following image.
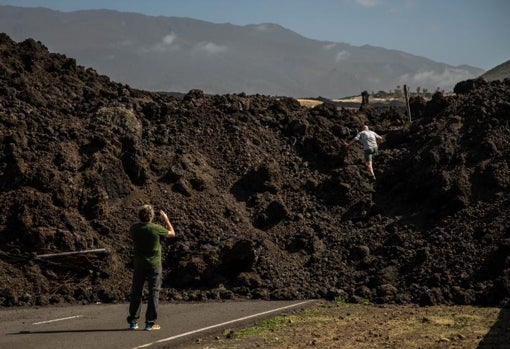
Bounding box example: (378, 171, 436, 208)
(0, 5, 484, 97)
(481, 60, 510, 81)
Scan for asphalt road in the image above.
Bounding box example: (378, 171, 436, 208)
(0, 300, 314, 349)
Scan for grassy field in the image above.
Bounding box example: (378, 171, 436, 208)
(180, 301, 508, 348)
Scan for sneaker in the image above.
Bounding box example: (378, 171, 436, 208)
(129, 322, 139, 330)
(145, 323, 160, 331)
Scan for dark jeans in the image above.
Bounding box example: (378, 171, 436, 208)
(128, 266, 162, 324)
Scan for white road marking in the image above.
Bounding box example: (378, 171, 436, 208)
(33, 315, 83, 325)
(132, 300, 314, 349)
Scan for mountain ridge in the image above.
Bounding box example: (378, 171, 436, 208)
(0, 5, 484, 98)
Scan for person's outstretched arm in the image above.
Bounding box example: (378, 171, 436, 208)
(346, 134, 359, 147)
(160, 210, 176, 238)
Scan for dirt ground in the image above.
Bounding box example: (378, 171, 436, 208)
(0, 34, 510, 314)
(178, 302, 509, 349)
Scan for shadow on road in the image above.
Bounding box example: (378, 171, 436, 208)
(10, 328, 129, 335)
(477, 307, 510, 348)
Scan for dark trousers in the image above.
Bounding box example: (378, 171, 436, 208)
(128, 266, 162, 324)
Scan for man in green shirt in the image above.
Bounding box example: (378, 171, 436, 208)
(127, 204, 175, 331)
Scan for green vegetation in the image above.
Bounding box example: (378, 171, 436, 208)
(231, 315, 298, 338)
(186, 303, 503, 349)
(334, 295, 347, 303)
(372, 85, 435, 99)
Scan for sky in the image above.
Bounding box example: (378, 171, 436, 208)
(0, 0, 509, 70)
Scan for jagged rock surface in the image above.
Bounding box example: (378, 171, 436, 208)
(1, 34, 509, 307)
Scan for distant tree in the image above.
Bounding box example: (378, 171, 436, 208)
(374, 90, 388, 98)
(416, 86, 421, 94)
(394, 86, 403, 99)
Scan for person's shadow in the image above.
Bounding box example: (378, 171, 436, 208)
(477, 307, 510, 348)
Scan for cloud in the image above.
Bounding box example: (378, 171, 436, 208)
(139, 32, 179, 53)
(335, 50, 351, 62)
(355, 0, 379, 8)
(397, 68, 478, 90)
(254, 24, 277, 32)
(321, 44, 351, 63)
(193, 42, 227, 55)
(162, 33, 177, 45)
(322, 43, 337, 50)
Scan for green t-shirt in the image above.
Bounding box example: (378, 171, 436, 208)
(129, 222, 168, 268)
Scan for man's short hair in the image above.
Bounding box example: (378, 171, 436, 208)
(138, 204, 154, 222)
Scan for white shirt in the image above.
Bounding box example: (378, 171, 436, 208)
(354, 130, 380, 150)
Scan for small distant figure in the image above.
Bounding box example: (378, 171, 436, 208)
(360, 90, 370, 105)
(359, 91, 371, 112)
(345, 125, 383, 180)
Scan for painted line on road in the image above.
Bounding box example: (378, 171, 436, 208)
(33, 315, 83, 325)
(132, 300, 314, 349)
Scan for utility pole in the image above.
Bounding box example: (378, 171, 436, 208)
(403, 84, 412, 123)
